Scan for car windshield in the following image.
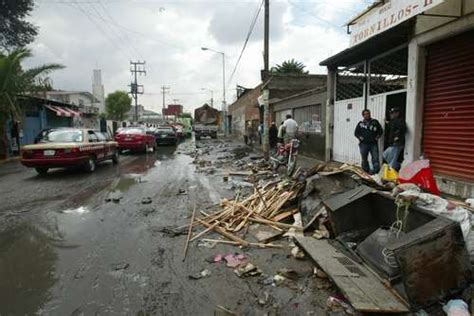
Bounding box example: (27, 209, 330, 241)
(118, 128, 145, 135)
(40, 129, 83, 143)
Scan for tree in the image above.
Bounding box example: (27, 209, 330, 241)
(0, 0, 38, 52)
(105, 91, 132, 121)
(0, 48, 64, 157)
(271, 59, 309, 75)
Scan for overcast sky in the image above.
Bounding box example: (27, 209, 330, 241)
(27, 0, 370, 114)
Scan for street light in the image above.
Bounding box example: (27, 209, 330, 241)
(201, 88, 214, 108)
(201, 46, 227, 135)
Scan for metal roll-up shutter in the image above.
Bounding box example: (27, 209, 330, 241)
(423, 30, 474, 180)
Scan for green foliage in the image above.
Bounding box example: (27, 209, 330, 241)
(271, 59, 309, 75)
(105, 91, 132, 121)
(0, 48, 64, 125)
(0, 0, 38, 51)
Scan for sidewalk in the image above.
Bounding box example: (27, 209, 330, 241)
(0, 156, 21, 166)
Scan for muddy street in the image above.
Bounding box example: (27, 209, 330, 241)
(0, 139, 333, 315)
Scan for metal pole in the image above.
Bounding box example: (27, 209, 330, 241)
(211, 90, 214, 108)
(134, 65, 138, 122)
(263, 0, 270, 159)
(264, 0, 269, 75)
(222, 52, 227, 135)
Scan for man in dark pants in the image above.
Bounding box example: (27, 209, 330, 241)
(383, 107, 406, 171)
(354, 109, 383, 174)
(269, 122, 278, 150)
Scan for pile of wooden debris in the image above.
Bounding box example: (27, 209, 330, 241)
(184, 178, 304, 252)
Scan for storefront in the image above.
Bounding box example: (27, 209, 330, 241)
(321, 0, 474, 197)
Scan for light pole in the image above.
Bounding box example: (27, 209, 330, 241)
(201, 47, 227, 135)
(201, 88, 214, 108)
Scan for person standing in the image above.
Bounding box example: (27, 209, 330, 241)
(354, 109, 383, 174)
(277, 121, 284, 144)
(269, 122, 278, 149)
(283, 114, 298, 143)
(383, 107, 406, 171)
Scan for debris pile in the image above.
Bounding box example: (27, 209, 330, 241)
(189, 178, 304, 248)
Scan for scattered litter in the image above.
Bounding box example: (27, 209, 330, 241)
(466, 198, 474, 208)
(141, 197, 152, 204)
(326, 295, 355, 314)
(312, 228, 330, 239)
(197, 239, 217, 249)
(290, 246, 305, 259)
(257, 291, 271, 306)
(313, 267, 328, 279)
(234, 263, 262, 277)
(62, 206, 90, 215)
(443, 299, 469, 316)
(177, 188, 187, 195)
(224, 253, 246, 268)
(154, 226, 187, 237)
(277, 268, 299, 280)
(273, 274, 286, 286)
(188, 269, 212, 280)
(113, 263, 130, 271)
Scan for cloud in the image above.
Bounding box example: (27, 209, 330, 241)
(25, 0, 367, 114)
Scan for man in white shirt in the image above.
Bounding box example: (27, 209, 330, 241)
(283, 114, 298, 143)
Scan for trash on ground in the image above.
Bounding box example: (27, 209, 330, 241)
(224, 253, 246, 268)
(141, 197, 153, 204)
(326, 295, 355, 315)
(113, 262, 130, 271)
(188, 269, 212, 280)
(234, 262, 262, 277)
(443, 299, 469, 316)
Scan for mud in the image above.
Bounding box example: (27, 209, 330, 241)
(0, 139, 333, 315)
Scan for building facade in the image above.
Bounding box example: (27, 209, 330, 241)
(228, 84, 262, 139)
(321, 0, 474, 197)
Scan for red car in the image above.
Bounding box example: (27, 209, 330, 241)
(21, 128, 119, 174)
(114, 127, 156, 153)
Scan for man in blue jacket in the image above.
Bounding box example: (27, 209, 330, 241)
(354, 109, 383, 174)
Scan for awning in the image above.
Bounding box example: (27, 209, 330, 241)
(320, 21, 412, 68)
(44, 104, 80, 117)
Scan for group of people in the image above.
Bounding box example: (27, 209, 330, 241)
(354, 107, 406, 174)
(269, 114, 298, 149)
(245, 114, 299, 150)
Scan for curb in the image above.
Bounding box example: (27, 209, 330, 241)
(0, 156, 21, 165)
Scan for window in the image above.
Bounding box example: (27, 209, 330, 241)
(88, 131, 98, 142)
(39, 129, 83, 143)
(96, 132, 107, 142)
(294, 105, 322, 134)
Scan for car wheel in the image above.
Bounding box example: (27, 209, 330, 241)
(112, 150, 119, 164)
(35, 167, 49, 175)
(84, 156, 96, 173)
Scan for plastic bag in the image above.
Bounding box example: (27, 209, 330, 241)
(382, 163, 398, 182)
(398, 159, 440, 195)
(443, 299, 469, 316)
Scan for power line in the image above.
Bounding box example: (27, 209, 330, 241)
(227, 0, 264, 86)
(130, 60, 146, 122)
(287, 0, 345, 30)
(69, 0, 132, 60)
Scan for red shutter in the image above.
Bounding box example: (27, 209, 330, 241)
(423, 30, 474, 181)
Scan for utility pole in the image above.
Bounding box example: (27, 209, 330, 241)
(262, 0, 270, 160)
(129, 61, 146, 122)
(161, 86, 170, 110)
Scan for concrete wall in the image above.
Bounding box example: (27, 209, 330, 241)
(271, 89, 327, 160)
(228, 85, 261, 138)
(415, 0, 474, 35)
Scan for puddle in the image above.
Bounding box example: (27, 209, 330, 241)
(61, 206, 90, 215)
(0, 223, 58, 316)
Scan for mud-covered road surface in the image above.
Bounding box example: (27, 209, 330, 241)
(0, 139, 334, 315)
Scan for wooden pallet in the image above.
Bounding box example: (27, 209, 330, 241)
(295, 236, 409, 313)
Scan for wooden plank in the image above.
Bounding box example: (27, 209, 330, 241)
(295, 236, 409, 313)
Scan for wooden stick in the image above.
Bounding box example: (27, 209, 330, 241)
(201, 238, 284, 249)
(195, 217, 249, 246)
(182, 205, 197, 262)
(249, 217, 304, 230)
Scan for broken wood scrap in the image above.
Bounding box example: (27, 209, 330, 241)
(195, 217, 249, 246)
(201, 238, 284, 249)
(182, 205, 197, 261)
(272, 208, 299, 222)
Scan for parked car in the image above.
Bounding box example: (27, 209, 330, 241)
(154, 126, 178, 145)
(21, 128, 119, 174)
(172, 125, 184, 140)
(114, 127, 156, 153)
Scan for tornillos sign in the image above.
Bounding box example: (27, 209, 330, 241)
(349, 0, 444, 46)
